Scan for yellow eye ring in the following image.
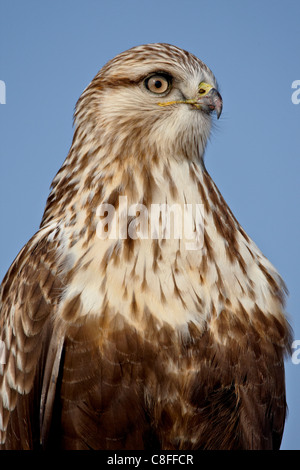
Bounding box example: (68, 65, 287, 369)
(144, 74, 171, 94)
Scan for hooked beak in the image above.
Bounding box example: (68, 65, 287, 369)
(195, 82, 223, 119)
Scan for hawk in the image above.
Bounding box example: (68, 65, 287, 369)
(0, 43, 291, 450)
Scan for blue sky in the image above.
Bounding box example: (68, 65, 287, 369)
(0, 0, 299, 450)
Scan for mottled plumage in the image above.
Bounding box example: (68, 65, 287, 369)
(0, 43, 291, 449)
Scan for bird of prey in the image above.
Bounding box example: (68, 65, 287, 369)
(0, 43, 291, 450)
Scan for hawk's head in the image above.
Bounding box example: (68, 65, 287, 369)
(74, 43, 222, 162)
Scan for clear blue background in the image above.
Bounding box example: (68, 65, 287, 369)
(0, 0, 299, 450)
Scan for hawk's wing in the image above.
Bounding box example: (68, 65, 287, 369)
(0, 227, 154, 450)
(0, 227, 65, 449)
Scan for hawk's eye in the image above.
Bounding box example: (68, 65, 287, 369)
(144, 74, 171, 94)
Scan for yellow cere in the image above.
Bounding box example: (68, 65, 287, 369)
(198, 82, 213, 96)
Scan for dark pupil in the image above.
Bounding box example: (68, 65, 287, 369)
(154, 80, 162, 88)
